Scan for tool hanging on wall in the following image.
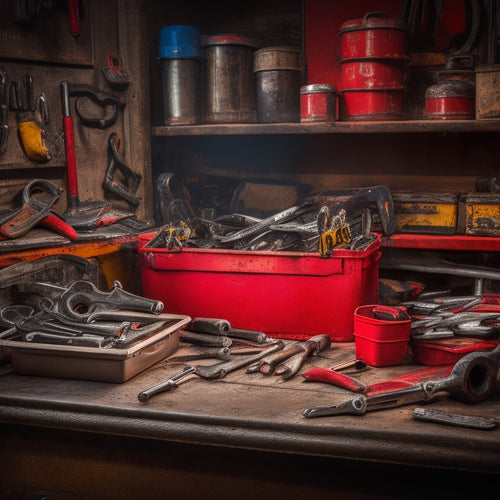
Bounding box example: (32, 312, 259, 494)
(0, 69, 8, 157)
(103, 132, 142, 209)
(9, 74, 52, 163)
(0, 179, 77, 240)
(102, 53, 131, 91)
(60, 81, 134, 231)
(67, 83, 126, 129)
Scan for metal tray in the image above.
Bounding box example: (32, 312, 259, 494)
(0, 313, 190, 383)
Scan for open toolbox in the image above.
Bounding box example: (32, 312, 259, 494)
(0, 313, 190, 383)
(139, 232, 381, 341)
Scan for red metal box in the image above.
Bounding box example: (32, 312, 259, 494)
(139, 233, 381, 341)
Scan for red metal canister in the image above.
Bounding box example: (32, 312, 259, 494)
(300, 84, 336, 122)
(424, 80, 475, 120)
(339, 12, 408, 61)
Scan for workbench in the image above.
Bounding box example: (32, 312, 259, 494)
(0, 341, 498, 499)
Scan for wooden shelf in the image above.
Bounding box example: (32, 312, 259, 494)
(153, 119, 500, 137)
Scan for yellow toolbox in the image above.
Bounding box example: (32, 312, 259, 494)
(458, 193, 500, 236)
(392, 191, 458, 235)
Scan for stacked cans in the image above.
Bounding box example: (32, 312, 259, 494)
(339, 12, 408, 121)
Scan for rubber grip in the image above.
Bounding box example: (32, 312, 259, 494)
(17, 120, 51, 163)
(303, 368, 368, 393)
(63, 116, 78, 197)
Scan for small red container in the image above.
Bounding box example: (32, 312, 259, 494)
(340, 59, 406, 90)
(354, 304, 411, 366)
(411, 337, 499, 366)
(139, 233, 381, 341)
(339, 12, 408, 61)
(341, 87, 404, 121)
(424, 81, 475, 120)
(300, 84, 336, 123)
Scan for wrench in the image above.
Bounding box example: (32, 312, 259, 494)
(304, 343, 500, 417)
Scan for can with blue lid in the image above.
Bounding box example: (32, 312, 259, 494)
(158, 25, 204, 125)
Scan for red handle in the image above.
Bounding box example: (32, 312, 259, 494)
(39, 213, 78, 240)
(68, 0, 80, 37)
(63, 115, 78, 199)
(303, 368, 368, 393)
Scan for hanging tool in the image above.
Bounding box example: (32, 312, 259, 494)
(102, 53, 131, 90)
(10, 74, 52, 163)
(0, 69, 8, 156)
(67, 83, 126, 129)
(0, 179, 77, 240)
(102, 132, 142, 208)
(60, 81, 136, 230)
(68, 0, 80, 38)
(303, 343, 500, 417)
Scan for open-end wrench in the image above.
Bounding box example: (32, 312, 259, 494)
(304, 343, 500, 418)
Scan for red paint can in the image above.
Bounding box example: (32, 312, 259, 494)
(341, 87, 404, 121)
(300, 84, 336, 122)
(340, 59, 406, 90)
(424, 80, 475, 120)
(339, 12, 408, 61)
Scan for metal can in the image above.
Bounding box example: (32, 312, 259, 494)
(300, 84, 336, 123)
(203, 34, 258, 124)
(254, 46, 304, 123)
(424, 80, 475, 120)
(158, 25, 204, 126)
(339, 12, 408, 61)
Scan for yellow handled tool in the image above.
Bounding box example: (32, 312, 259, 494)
(10, 76, 52, 163)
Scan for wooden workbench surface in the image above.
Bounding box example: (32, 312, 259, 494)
(0, 340, 498, 476)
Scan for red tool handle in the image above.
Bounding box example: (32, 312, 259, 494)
(303, 368, 368, 393)
(61, 81, 79, 208)
(63, 116, 78, 198)
(68, 0, 80, 38)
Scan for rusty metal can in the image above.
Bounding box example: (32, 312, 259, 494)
(424, 80, 475, 120)
(254, 46, 304, 123)
(300, 84, 336, 123)
(203, 34, 258, 124)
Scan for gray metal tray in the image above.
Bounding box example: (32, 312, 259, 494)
(0, 313, 190, 383)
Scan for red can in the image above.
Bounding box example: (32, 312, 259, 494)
(339, 12, 408, 61)
(300, 84, 336, 122)
(340, 59, 406, 90)
(341, 87, 404, 121)
(424, 81, 475, 120)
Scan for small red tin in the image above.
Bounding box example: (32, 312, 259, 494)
(339, 12, 408, 61)
(300, 84, 336, 123)
(424, 81, 475, 120)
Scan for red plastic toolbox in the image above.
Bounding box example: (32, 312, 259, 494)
(138, 233, 381, 341)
